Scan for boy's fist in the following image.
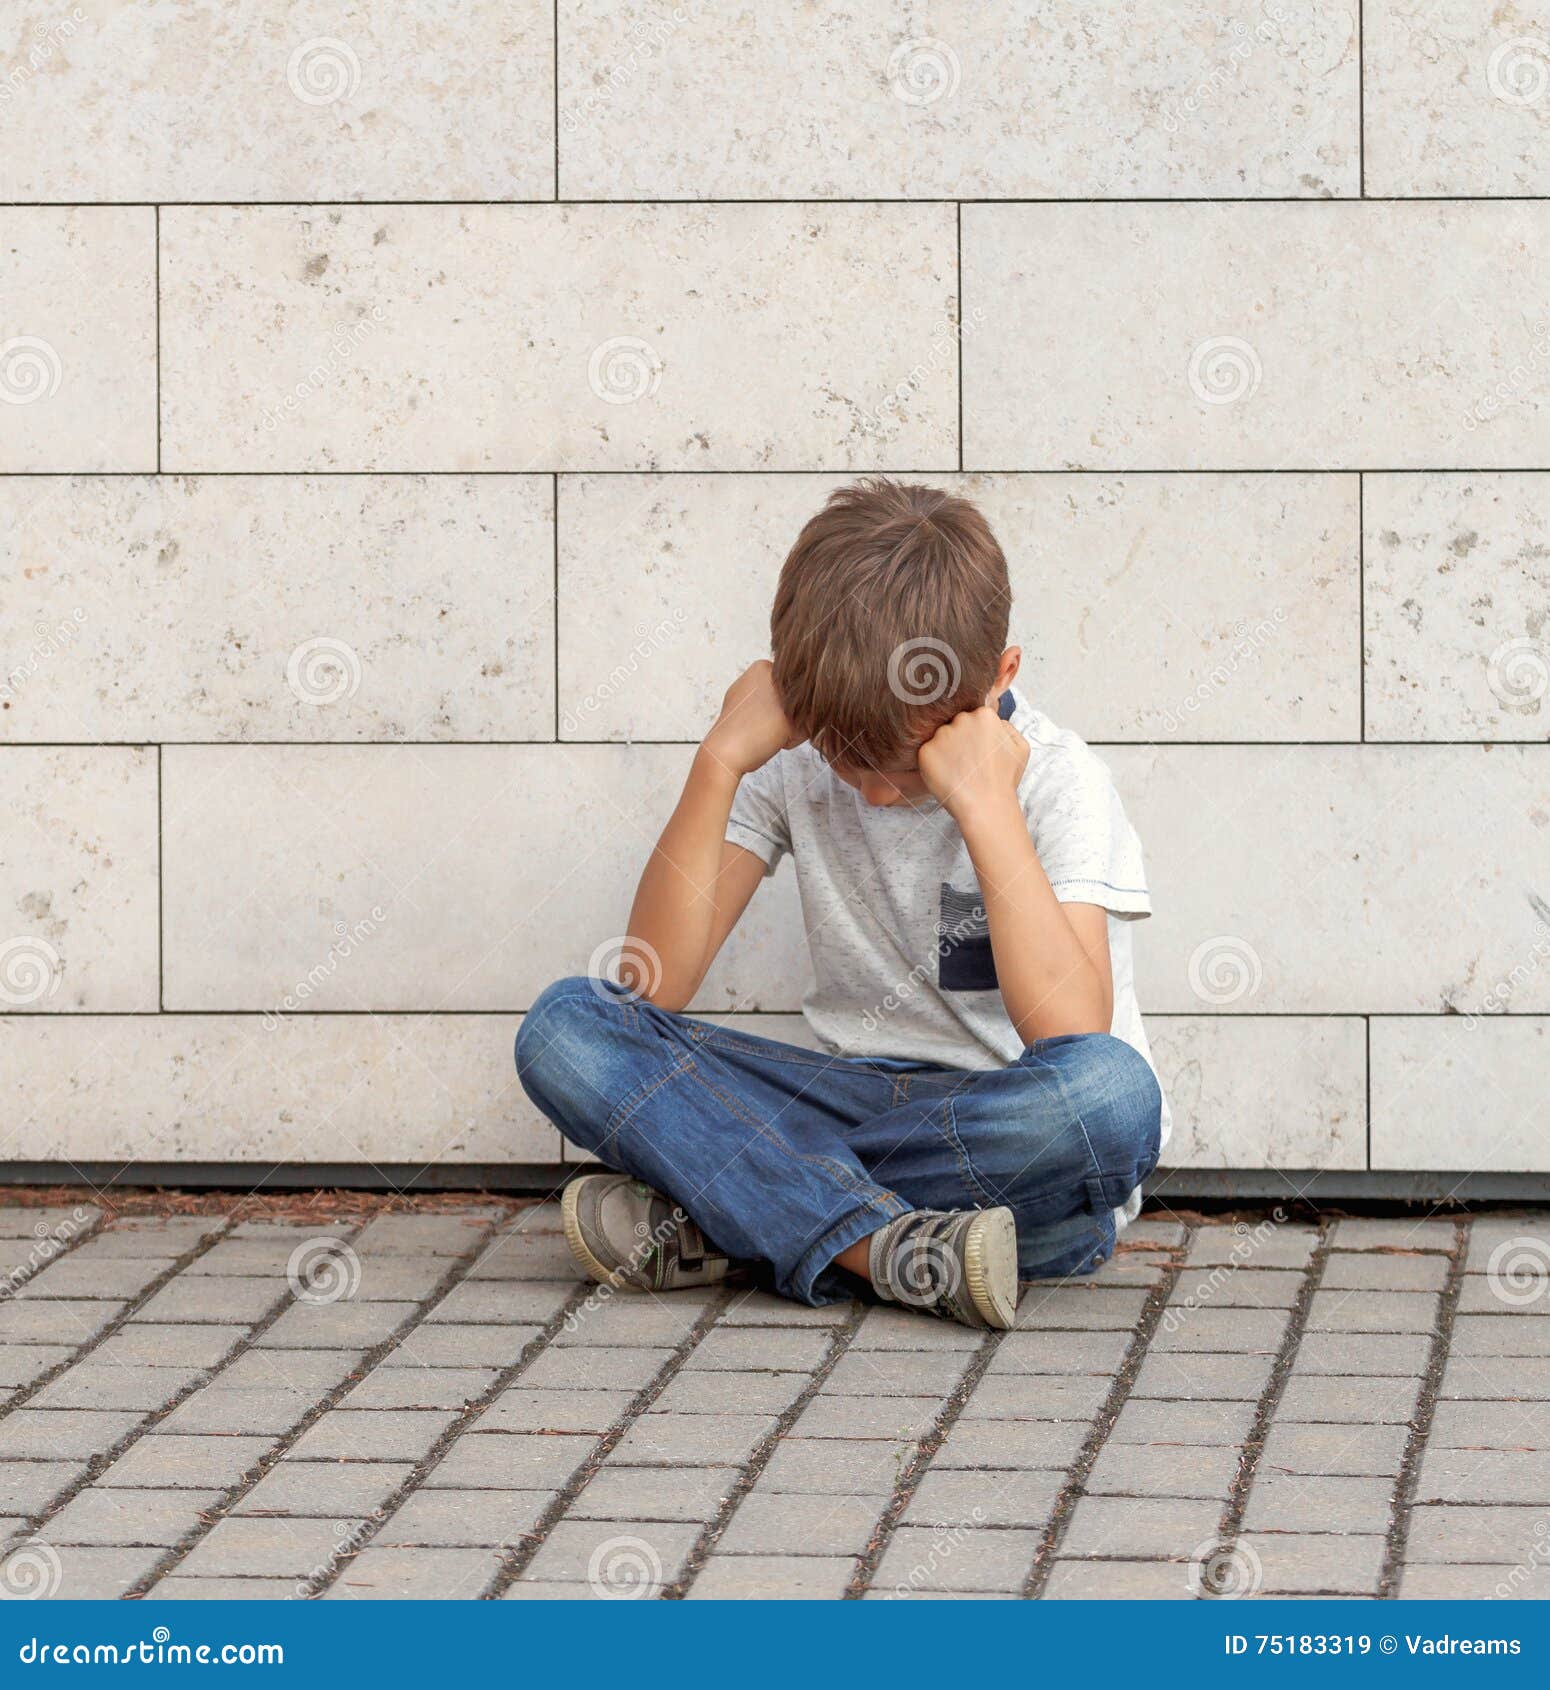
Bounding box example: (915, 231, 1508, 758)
(702, 661, 802, 776)
(917, 707, 1030, 822)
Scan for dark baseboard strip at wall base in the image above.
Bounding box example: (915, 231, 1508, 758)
(0, 1163, 1548, 1208)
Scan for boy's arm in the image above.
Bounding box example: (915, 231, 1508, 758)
(919, 708, 1114, 1044)
(620, 662, 797, 1009)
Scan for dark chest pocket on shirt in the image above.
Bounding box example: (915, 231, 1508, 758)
(937, 882, 998, 992)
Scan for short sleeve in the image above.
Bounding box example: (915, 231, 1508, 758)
(1025, 749, 1151, 919)
(725, 756, 791, 876)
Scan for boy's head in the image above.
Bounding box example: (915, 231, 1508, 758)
(771, 479, 1017, 806)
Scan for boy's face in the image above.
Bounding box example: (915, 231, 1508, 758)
(828, 750, 934, 808)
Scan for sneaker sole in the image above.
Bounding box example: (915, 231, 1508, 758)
(560, 1178, 647, 1294)
(963, 1206, 1018, 1329)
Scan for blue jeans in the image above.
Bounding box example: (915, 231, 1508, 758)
(514, 977, 1164, 1307)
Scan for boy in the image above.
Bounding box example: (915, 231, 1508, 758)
(516, 480, 1166, 1329)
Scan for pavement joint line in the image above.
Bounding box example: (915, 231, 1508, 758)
(1377, 1216, 1470, 1599)
(668, 1301, 867, 1599)
(0, 1206, 107, 1304)
(301, 1275, 595, 1597)
(124, 1214, 504, 1597)
(1020, 1223, 1197, 1599)
(481, 1286, 736, 1598)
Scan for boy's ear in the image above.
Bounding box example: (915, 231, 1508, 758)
(986, 647, 1021, 703)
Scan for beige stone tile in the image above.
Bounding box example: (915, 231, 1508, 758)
(963, 202, 1550, 470)
(0, 748, 158, 1012)
(1365, 5, 1550, 195)
(0, 1013, 559, 1164)
(161, 205, 957, 472)
(558, 1, 1358, 198)
(161, 744, 810, 1011)
(0, 209, 155, 472)
(1365, 474, 1550, 742)
(1372, 1019, 1550, 1172)
(559, 472, 1359, 743)
(0, 476, 553, 742)
(1150, 1016, 1366, 1169)
(0, 2, 554, 200)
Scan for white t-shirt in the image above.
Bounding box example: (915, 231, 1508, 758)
(725, 687, 1171, 1222)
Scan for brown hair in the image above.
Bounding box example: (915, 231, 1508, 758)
(771, 479, 1012, 769)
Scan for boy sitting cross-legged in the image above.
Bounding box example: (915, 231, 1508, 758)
(516, 479, 1167, 1329)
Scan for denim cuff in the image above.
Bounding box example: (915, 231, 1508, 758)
(789, 1190, 910, 1306)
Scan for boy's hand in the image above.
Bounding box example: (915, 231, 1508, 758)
(701, 660, 802, 777)
(918, 707, 1030, 825)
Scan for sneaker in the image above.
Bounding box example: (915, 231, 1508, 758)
(561, 1173, 735, 1293)
(867, 1206, 1018, 1330)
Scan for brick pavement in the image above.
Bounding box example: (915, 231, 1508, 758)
(0, 1200, 1547, 1600)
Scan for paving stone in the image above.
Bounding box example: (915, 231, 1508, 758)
(986, 1332, 1129, 1374)
(516, 1345, 671, 1393)
(1415, 1448, 1550, 1505)
(46, 1486, 218, 1547)
(0, 1461, 83, 1516)
(1119, 1219, 1187, 1249)
(35, 1545, 165, 1599)
(1129, 1352, 1273, 1402)
(1276, 1374, 1420, 1423)
(31, 1364, 207, 1411)
(863, 1586, 1017, 1600)
(237, 1461, 414, 1518)
(131, 1279, 284, 1324)
(1451, 1315, 1550, 1358)
(462, 1228, 586, 1282)
(1108, 1399, 1255, 1447)
(1462, 1217, 1550, 1274)
(150, 1576, 302, 1599)
(1437, 1356, 1550, 1401)
(341, 1367, 498, 1411)
(720, 1291, 852, 1327)
(1043, 1558, 1195, 1599)
(553, 1300, 704, 1347)
(571, 1463, 738, 1523)
(755, 1437, 910, 1496)
(478, 1387, 633, 1434)
(1240, 1474, 1394, 1534)
(683, 1327, 832, 1373)
(1293, 1331, 1433, 1375)
(1084, 1441, 1241, 1501)
(88, 1217, 221, 1252)
(99, 1435, 274, 1490)
(0, 1409, 142, 1460)
(19, 1259, 173, 1299)
(1259, 1422, 1410, 1477)
(689, 1554, 855, 1598)
(1252, 1530, 1386, 1594)
(902, 1468, 1061, 1529)
(0, 1207, 99, 1238)
(228, 1222, 356, 1242)
(429, 1431, 595, 1491)
(497, 1580, 596, 1599)
(325, 1544, 504, 1598)
(1406, 1503, 1550, 1563)
(822, 1349, 965, 1397)
(375, 1489, 550, 1548)
(933, 1417, 1088, 1472)
(1329, 1217, 1458, 1252)
(288, 1409, 456, 1463)
(718, 1490, 885, 1556)
(613, 1412, 777, 1467)
(175, 1514, 359, 1579)
(960, 1374, 1110, 1421)
(0, 1345, 73, 1386)
(384, 1325, 542, 1369)
(1400, 1564, 1550, 1599)
(1061, 1494, 1222, 1559)
(849, 1308, 982, 1351)
(1184, 1227, 1318, 1270)
(94, 1326, 246, 1368)
(183, 1241, 308, 1276)
(156, 1389, 322, 1436)
(874, 1525, 1041, 1594)
(0, 1300, 125, 1343)
(1150, 1307, 1290, 1354)
(1011, 1287, 1151, 1329)
(1456, 1276, 1550, 1314)
(519, 1517, 699, 1585)
(257, 1301, 418, 1350)
(653, 1370, 809, 1416)
(217, 1351, 366, 1394)
(1321, 1252, 1449, 1292)
(1429, 1399, 1550, 1449)
(1170, 1270, 1306, 1311)
(343, 1259, 453, 1302)
(793, 1395, 941, 1442)
(352, 1213, 499, 1257)
(1304, 1290, 1437, 1333)
(429, 1282, 570, 1324)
